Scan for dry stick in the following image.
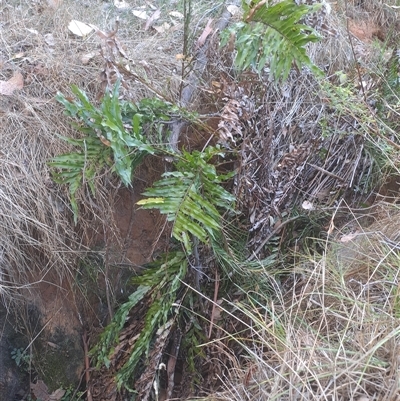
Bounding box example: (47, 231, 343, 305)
(82, 330, 93, 401)
(246, 216, 300, 262)
(208, 271, 220, 339)
(169, 0, 241, 151)
(166, 330, 182, 399)
(307, 162, 346, 182)
(344, 0, 367, 104)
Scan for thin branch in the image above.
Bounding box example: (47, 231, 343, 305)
(344, 0, 367, 103)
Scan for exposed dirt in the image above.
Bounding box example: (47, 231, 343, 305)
(108, 159, 170, 265)
(0, 152, 172, 399)
(348, 18, 384, 42)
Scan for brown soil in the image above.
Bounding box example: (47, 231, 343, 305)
(348, 18, 384, 42)
(10, 153, 172, 398)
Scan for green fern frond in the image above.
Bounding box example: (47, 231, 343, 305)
(91, 284, 151, 369)
(137, 148, 236, 253)
(50, 82, 187, 222)
(222, 0, 322, 81)
(382, 47, 400, 104)
(116, 254, 186, 388)
(91, 252, 187, 390)
(48, 135, 112, 222)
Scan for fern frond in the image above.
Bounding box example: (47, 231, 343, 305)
(382, 47, 400, 104)
(91, 252, 187, 390)
(116, 252, 187, 388)
(137, 148, 236, 253)
(90, 284, 150, 369)
(222, 0, 322, 81)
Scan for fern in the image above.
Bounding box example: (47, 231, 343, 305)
(382, 47, 400, 105)
(221, 0, 322, 81)
(91, 251, 187, 390)
(49, 83, 184, 222)
(137, 147, 236, 253)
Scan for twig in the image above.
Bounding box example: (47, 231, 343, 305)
(247, 216, 300, 262)
(167, 330, 182, 399)
(307, 162, 346, 182)
(169, 0, 241, 151)
(208, 271, 220, 339)
(344, 0, 368, 104)
(82, 330, 93, 401)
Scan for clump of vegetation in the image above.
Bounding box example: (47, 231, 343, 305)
(2, 0, 400, 399)
(206, 207, 400, 400)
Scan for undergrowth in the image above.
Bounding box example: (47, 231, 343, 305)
(44, 0, 400, 399)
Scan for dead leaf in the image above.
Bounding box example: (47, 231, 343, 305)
(227, 4, 241, 15)
(114, 37, 131, 61)
(132, 9, 149, 20)
(44, 33, 55, 47)
(81, 51, 97, 65)
(68, 20, 94, 37)
(169, 11, 184, 19)
(49, 388, 66, 401)
(145, 9, 161, 30)
(100, 135, 111, 147)
(154, 22, 171, 33)
(301, 200, 315, 211)
(114, 0, 130, 9)
(195, 19, 213, 48)
(11, 52, 25, 60)
(26, 28, 39, 35)
(340, 232, 359, 243)
(0, 72, 24, 95)
(31, 380, 50, 401)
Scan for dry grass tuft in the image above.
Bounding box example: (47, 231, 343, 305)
(0, 0, 214, 298)
(205, 203, 400, 401)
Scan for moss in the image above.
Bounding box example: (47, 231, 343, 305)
(34, 327, 84, 392)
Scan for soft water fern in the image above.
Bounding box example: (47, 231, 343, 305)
(382, 47, 400, 104)
(49, 83, 181, 222)
(222, 0, 322, 80)
(137, 147, 236, 253)
(91, 251, 187, 390)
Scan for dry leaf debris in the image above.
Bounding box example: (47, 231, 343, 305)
(214, 72, 372, 256)
(0, 72, 24, 95)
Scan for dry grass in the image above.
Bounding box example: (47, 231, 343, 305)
(0, 0, 215, 298)
(202, 204, 400, 401)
